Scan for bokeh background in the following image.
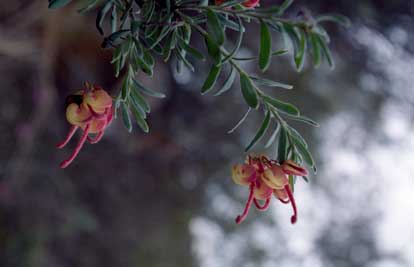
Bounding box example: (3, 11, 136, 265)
(0, 1, 413, 266)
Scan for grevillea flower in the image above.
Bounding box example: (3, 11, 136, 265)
(57, 83, 113, 168)
(215, 0, 259, 8)
(231, 155, 308, 224)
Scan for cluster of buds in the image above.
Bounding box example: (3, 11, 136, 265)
(57, 83, 113, 168)
(215, 0, 259, 8)
(232, 155, 308, 224)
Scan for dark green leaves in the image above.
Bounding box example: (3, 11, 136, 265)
(96, 1, 113, 35)
(201, 65, 222, 94)
(316, 14, 351, 27)
(206, 9, 225, 45)
(310, 33, 321, 67)
(294, 28, 307, 71)
(315, 35, 334, 68)
(177, 37, 205, 61)
(77, 0, 99, 13)
(250, 76, 292, 89)
(259, 22, 272, 72)
(245, 110, 271, 151)
(240, 73, 259, 109)
(291, 133, 315, 170)
(121, 102, 133, 132)
(48, 0, 72, 9)
(133, 79, 165, 98)
(205, 36, 221, 63)
(215, 66, 236, 96)
(263, 95, 299, 116)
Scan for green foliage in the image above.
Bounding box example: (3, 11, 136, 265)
(49, 0, 349, 177)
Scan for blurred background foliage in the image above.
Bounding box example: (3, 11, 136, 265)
(0, 0, 413, 267)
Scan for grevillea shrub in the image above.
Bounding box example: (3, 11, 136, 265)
(49, 0, 349, 224)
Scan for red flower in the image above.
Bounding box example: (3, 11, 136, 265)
(231, 155, 308, 224)
(57, 83, 113, 168)
(215, 0, 259, 8)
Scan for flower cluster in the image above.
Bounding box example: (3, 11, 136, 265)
(57, 83, 113, 168)
(232, 155, 308, 224)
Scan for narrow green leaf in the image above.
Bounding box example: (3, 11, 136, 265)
(316, 14, 351, 27)
(130, 101, 150, 133)
(292, 135, 315, 168)
(143, 49, 154, 67)
(214, 66, 236, 96)
(149, 25, 171, 49)
(110, 5, 117, 33)
(240, 73, 259, 109)
(310, 33, 321, 67)
(121, 102, 132, 132)
(290, 115, 319, 127)
(294, 28, 307, 71)
(272, 49, 288, 56)
(114, 94, 121, 119)
(166, 0, 171, 14)
(49, 0, 72, 9)
(78, 0, 99, 13)
(259, 22, 272, 72)
(316, 35, 334, 68)
(218, 0, 245, 8)
(263, 96, 299, 116)
(287, 126, 308, 148)
(205, 36, 221, 63)
(142, 0, 155, 21)
(130, 85, 150, 113)
(133, 79, 165, 98)
(245, 110, 271, 151)
(277, 127, 288, 163)
(222, 16, 244, 63)
(250, 76, 293, 89)
(206, 9, 225, 45)
(233, 49, 288, 61)
(177, 37, 205, 60)
(201, 65, 222, 94)
(217, 14, 245, 32)
(129, 94, 147, 119)
(96, 1, 113, 35)
(102, 29, 129, 48)
(228, 108, 251, 134)
(265, 124, 280, 148)
(175, 49, 195, 72)
(278, 0, 293, 15)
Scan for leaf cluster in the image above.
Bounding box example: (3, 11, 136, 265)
(49, 0, 349, 181)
